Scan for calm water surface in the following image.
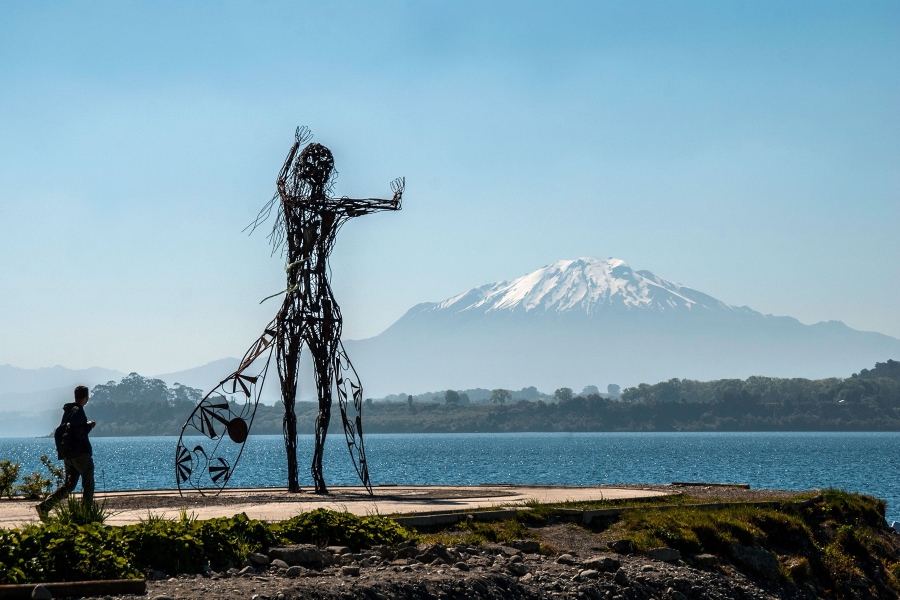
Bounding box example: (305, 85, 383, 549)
(1, 432, 896, 522)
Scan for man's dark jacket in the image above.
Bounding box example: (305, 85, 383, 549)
(58, 402, 92, 459)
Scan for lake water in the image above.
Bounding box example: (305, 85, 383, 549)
(1, 432, 896, 523)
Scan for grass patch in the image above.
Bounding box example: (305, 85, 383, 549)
(0, 508, 413, 584)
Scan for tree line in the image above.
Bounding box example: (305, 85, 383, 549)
(84, 360, 900, 435)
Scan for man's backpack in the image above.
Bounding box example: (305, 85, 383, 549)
(54, 420, 72, 460)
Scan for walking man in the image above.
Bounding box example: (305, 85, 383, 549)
(37, 385, 96, 517)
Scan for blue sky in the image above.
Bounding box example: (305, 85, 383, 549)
(1, 1, 897, 374)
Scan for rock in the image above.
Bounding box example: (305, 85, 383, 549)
(341, 566, 360, 577)
(147, 569, 168, 581)
(238, 566, 255, 577)
(520, 573, 534, 583)
(284, 566, 304, 578)
(327, 546, 351, 555)
(31, 586, 52, 600)
(507, 562, 528, 576)
(454, 562, 469, 571)
(269, 544, 331, 568)
(667, 589, 687, 600)
(556, 554, 578, 565)
(582, 555, 620, 571)
(692, 554, 719, 568)
(728, 543, 780, 579)
(892, 521, 900, 532)
(647, 547, 681, 562)
(614, 567, 629, 585)
(247, 552, 270, 566)
(242, 559, 253, 568)
(372, 545, 395, 560)
(608, 539, 635, 554)
(270, 559, 290, 569)
(506, 540, 541, 554)
(579, 569, 600, 580)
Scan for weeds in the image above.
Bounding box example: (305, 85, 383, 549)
(49, 497, 113, 526)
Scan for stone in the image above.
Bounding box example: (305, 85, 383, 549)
(506, 540, 542, 554)
(520, 573, 534, 583)
(614, 567, 629, 585)
(147, 569, 168, 581)
(891, 521, 900, 533)
(248, 552, 270, 566)
(647, 547, 681, 562)
(270, 559, 290, 569)
(728, 544, 779, 579)
(667, 589, 687, 600)
(507, 562, 528, 576)
(556, 554, 578, 565)
(692, 554, 719, 568)
(269, 545, 330, 568)
(239, 566, 255, 577)
(327, 545, 351, 555)
(608, 540, 635, 554)
(579, 569, 600, 580)
(454, 562, 469, 571)
(284, 566, 304, 578)
(582, 555, 620, 571)
(341, 566, 360, 577)
(31, 586, 52, 600)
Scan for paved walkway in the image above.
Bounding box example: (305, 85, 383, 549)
(0, 485, 672, 529)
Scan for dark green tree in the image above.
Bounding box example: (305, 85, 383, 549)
(554, 387, 573, 403)
(490, 389, 511, 405)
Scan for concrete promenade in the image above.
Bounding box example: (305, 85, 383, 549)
(0, 485, 673, 529)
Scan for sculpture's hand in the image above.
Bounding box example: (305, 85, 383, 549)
(390, 177, 405, 209)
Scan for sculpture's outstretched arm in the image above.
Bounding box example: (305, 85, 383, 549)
(338, 177, 404, 217)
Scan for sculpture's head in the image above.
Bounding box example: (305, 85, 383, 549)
(294, 143, 334, 190)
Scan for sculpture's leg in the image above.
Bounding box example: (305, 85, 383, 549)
(277, 310, 303, 493)
(334, 343, 372, 493)
(310, 341, 334, 494)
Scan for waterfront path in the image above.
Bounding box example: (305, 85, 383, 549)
(0, 485, 673, 528)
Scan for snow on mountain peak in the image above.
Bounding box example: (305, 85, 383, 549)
(434, 257, 735, 316)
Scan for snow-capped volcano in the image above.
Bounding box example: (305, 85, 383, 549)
(430, 257, 738, 316)
(343, 256, 900, 396)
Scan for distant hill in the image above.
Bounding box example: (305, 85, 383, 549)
(0, 364, 123, 395)
(343, 257, 900, 396)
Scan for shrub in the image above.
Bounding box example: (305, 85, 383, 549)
(273, 508, 410, 550)
(15, 472, 52, 499)
(0, 460, 20, 499)
(40, 455, 65, 489)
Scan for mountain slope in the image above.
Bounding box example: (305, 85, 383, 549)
(344, 258, 900, 396)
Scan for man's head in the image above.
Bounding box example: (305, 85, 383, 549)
(74, 385, 89, 406)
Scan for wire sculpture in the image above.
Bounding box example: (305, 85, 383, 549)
(176, 127, 403, 495)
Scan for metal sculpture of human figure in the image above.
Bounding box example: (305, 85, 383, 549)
(176, 127, 402, 495)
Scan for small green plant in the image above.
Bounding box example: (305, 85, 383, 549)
(178, 507, 198, 525)
(49, 497, 112, 526)
(0, 460, 21, 499)
(139, 511, 169, 525)
(15, 471, 52, 499)
(40, 455, 65, 489)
